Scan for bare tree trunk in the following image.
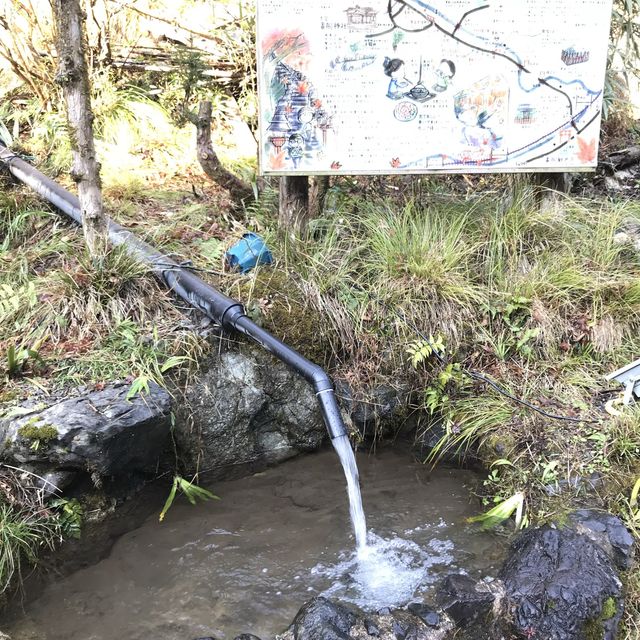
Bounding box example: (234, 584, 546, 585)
(309, 175, 330, 220)
(533, 172, 572, 213)
(278, 176, 310, 232)
(195, 100, 253, 204)
(52, 0, 107, 259)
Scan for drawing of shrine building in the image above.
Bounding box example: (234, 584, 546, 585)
(345, 5, 377, 24)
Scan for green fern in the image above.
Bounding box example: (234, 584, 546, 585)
(406, 335, 446, 369)
(0, 282, 37, 326)
(159, 476, 219, 522)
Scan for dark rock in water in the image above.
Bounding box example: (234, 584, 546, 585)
(392, 618, 410, 639)
(368, 609, 454, 640)
(435, 574, 495, 627)
(569, 509, 635, 570)
(498, 524, 623, 640)
(287, 599, 454, 640)
(364, 618, 380, 636)
(0, 382, 172, 479)
(412, 417, 478, 464)
(292, 597, 360, 640)
(336, 382, 408, 439)
(233, 635, 262, 640)
(178, 346, 326, 476)
(407, 603, 440, 627)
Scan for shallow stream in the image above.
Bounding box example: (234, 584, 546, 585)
(5, 446, 506, 640)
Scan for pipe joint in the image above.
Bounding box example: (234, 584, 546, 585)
(221, 304, 246, 329)
(310, 368, 333, 393)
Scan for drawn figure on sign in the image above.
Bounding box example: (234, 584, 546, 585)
(429, 59, 456, 94)
(287, 133, 305, 168)
(383, 57, 412, 100)
(397, 58, 456, 104)
(453, 77, 507, 158)
(265, 57, 333, 170)
(455, 102, 500, 150)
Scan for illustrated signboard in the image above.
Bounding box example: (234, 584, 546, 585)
(256, 0, 613, 174)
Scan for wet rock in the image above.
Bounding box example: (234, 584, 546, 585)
(36, 470, 78, 498)
(234, 635, 262, 640)
(435, 574, 495, 627)
(336, 382, 408, 439)
(392, 619, 409, 639)
(177, 346, 326, 476)
(569, 509, 635, 570)
(498, 524, 623, 640)
(364, 618, 381, 636)
(291, 597, 360, 640)
(0, 382, 172, 479)
(283, 599, 454, 640)
(351, 609, 454, 640)
(407, 603, 440, 628)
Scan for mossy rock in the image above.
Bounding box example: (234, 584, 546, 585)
(17, 422, 58, 443)
(583, 596, 619, 640)
(232, 268, 332, 365)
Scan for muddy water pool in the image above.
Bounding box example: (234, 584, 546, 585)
(4, 446, 506, 640)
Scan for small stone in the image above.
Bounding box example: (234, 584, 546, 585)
(391, 620, 408, 639)
(364, 618, 380, 636)
(435, 574, 495, 627)
(407, 603, 440, 628)
(234, 635, 262, 640)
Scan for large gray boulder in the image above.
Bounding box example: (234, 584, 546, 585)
(176, 346, 327, 476)
(0, 381, 172, 484)
(498, 524, 624, 640)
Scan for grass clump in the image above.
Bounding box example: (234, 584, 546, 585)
(0, 195, 208, 397)
(0, 503, 60, 594)
(0, 466, 63, 596)
(265, 185, 640, 540)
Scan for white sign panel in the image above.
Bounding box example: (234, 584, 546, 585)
(257, 0, 613, 174)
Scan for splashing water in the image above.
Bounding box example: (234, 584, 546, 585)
(331, 434, 368, 551)
(329, 437, 458, 608)
(314, 532, 455, 610)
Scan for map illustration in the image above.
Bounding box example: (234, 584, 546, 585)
(257, 0, 613, 174)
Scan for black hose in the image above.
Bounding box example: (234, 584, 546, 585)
(0, 143, 347, 440)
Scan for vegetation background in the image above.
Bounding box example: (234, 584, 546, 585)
(0, 0, 640, 637)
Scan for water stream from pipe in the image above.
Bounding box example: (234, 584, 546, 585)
(331, 434, 368, 552)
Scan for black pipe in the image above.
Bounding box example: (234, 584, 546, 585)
(0, 143, 347, 440)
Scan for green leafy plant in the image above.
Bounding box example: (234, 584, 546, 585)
(623, 477, 640, 536)
(126, 375, 151, 401)
(159, 475, 220, 522)
(424, 363, 464, 417)
(0, 282, 38, 326)
(468, 491, 526, 530)
(4, 335, 46, 379)
(50, 497, 83, 539)
(406, 335, 446, 369)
